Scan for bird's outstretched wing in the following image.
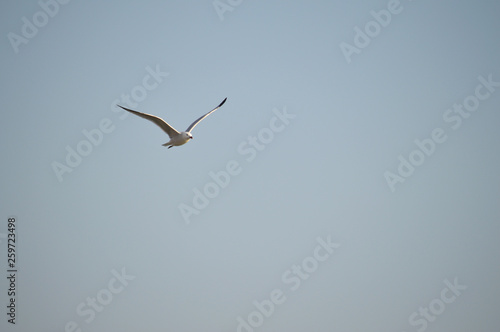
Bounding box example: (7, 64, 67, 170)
(185, 98, 227, 133)
(117, 105, 179, 138)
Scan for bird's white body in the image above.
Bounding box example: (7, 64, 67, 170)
(162, 132, 192, 147)
(117, 98, 227, 149)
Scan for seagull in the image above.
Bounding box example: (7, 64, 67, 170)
(117, 98, 227, 149)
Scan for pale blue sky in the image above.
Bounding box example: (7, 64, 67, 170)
(1, 1, 499, 331)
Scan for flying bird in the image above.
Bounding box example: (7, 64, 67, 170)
(117, 98, 227, 149)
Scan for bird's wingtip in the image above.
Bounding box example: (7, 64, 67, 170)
(117, 104, 134, 112)
(219, 97, 227, 107)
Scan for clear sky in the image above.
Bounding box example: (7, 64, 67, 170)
(1, 1, 499, 331)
